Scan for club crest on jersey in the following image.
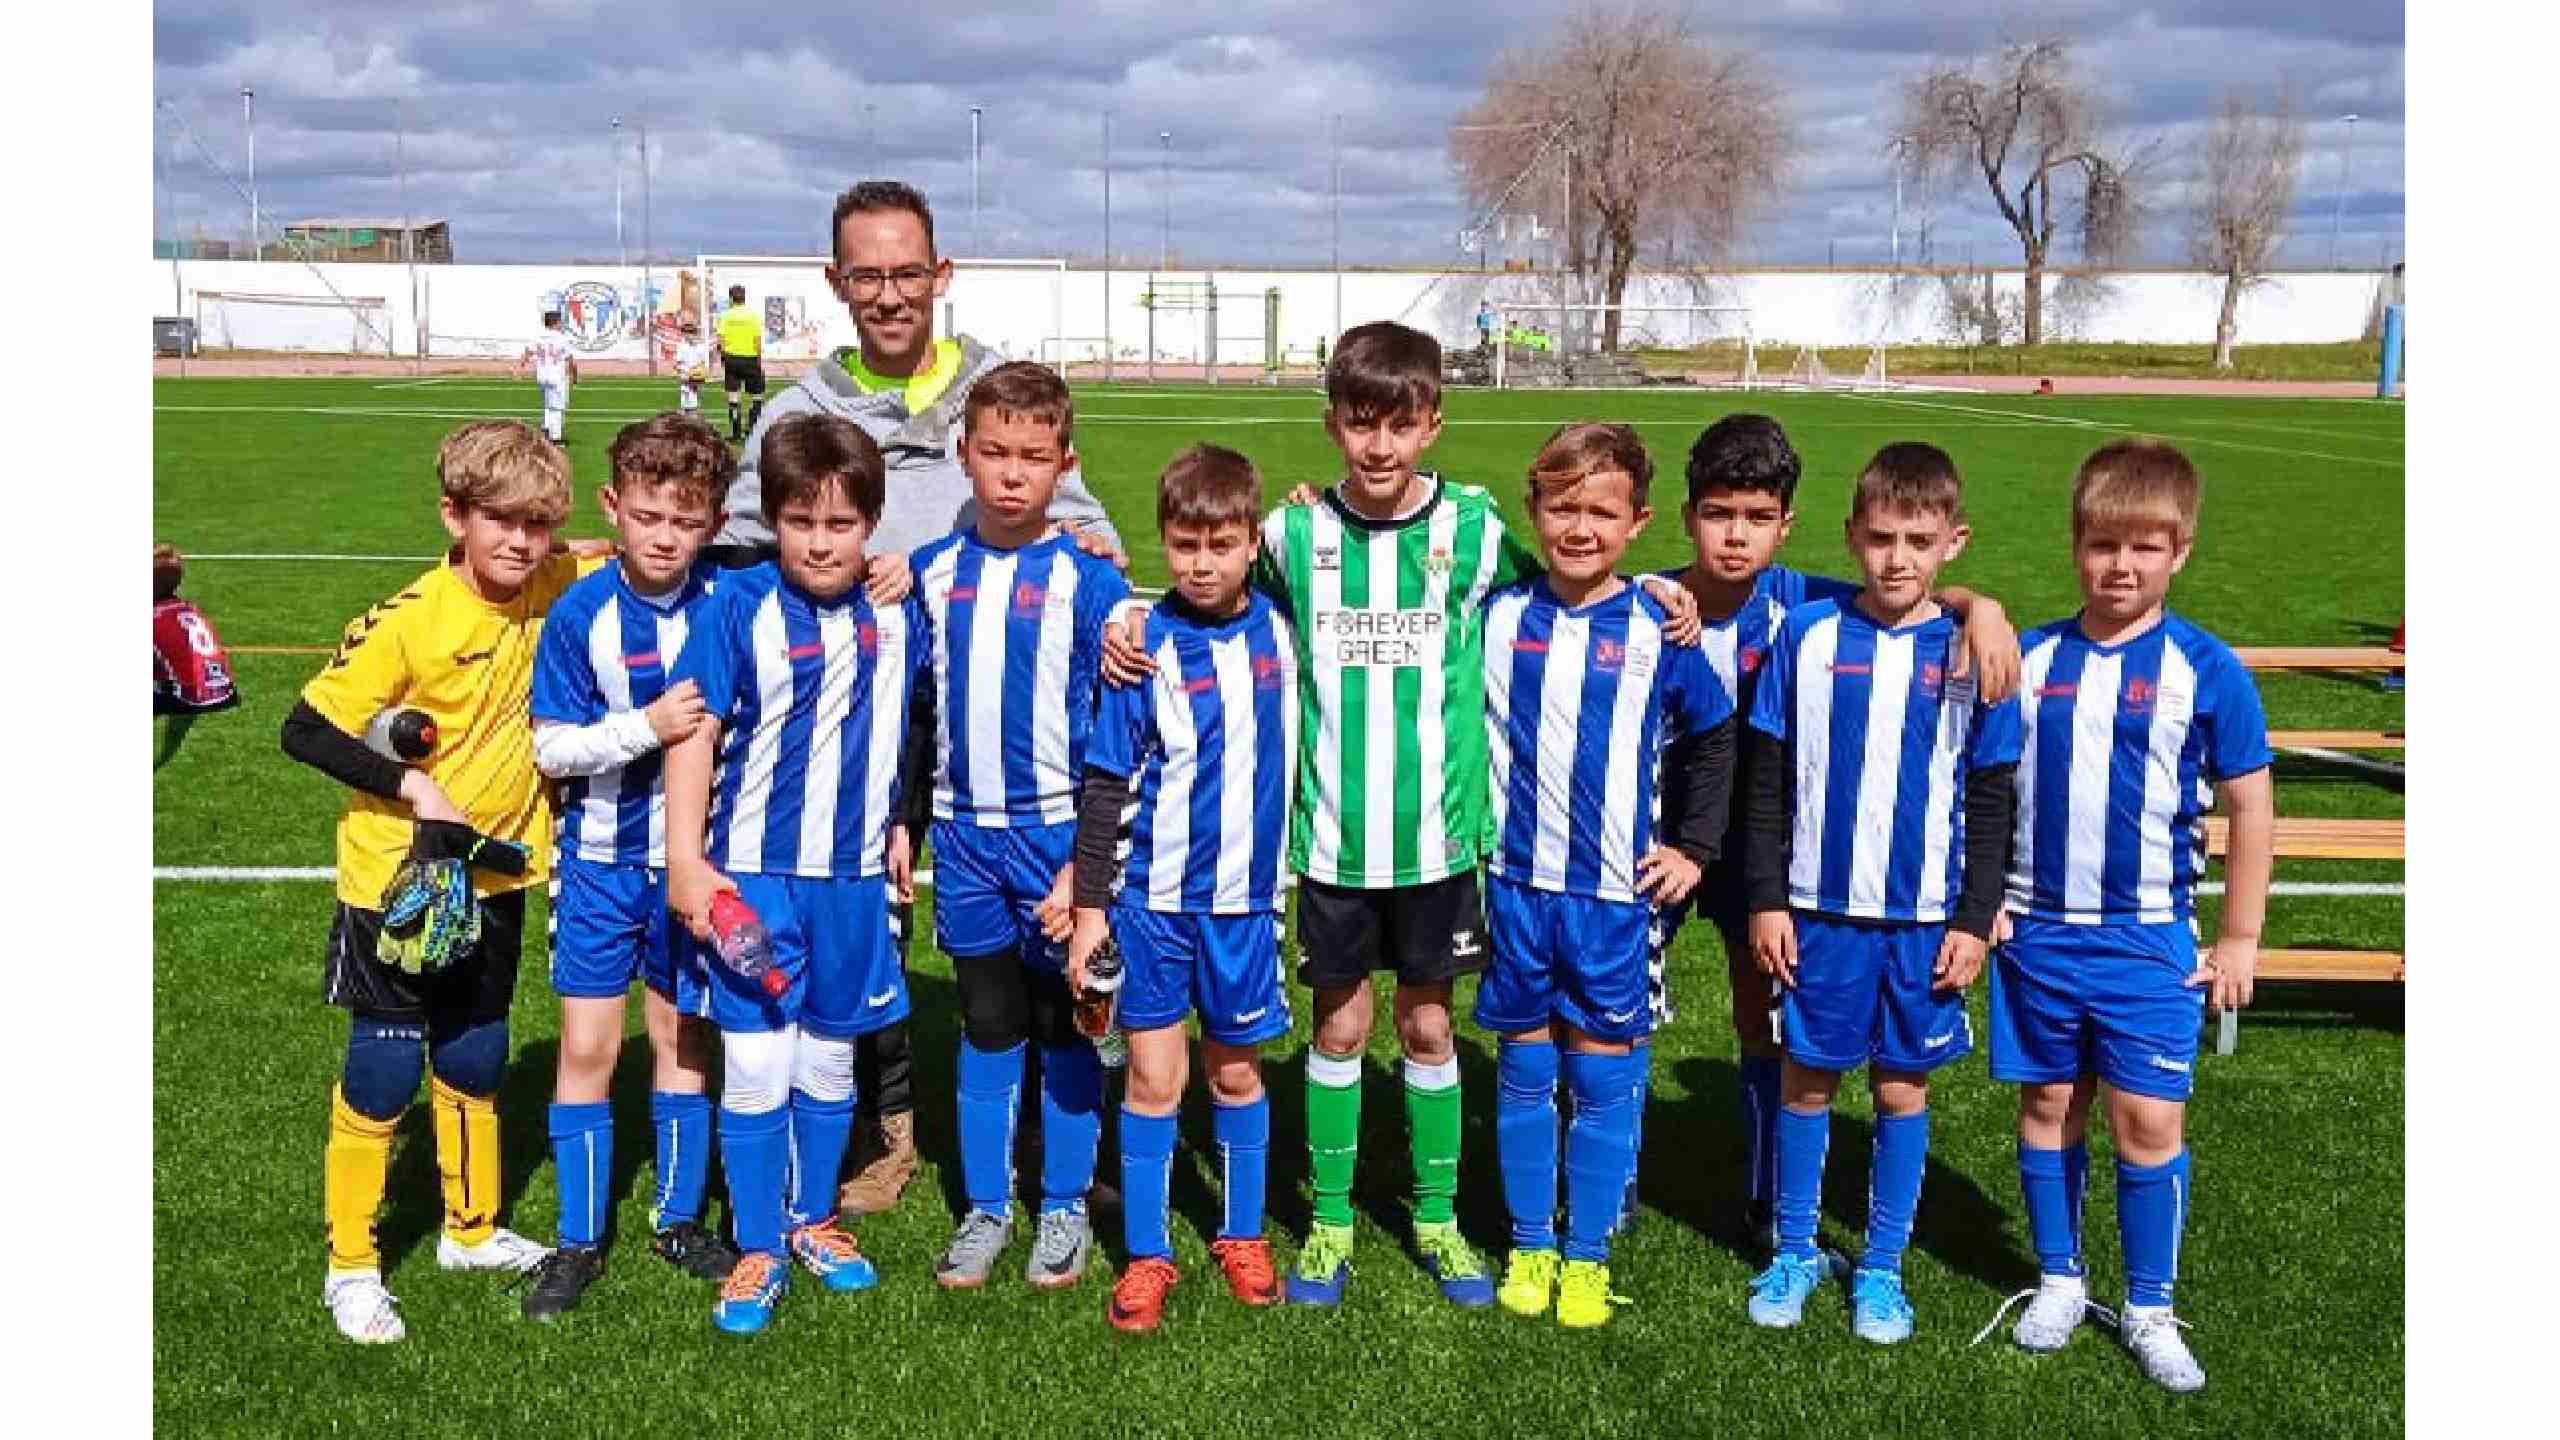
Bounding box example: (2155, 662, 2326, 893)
(1010, 580, 1048, 619)
(1920, 660, 1944, 696)
(1592, 638, 1626, 673)
(2121, 676, 2157, 714)
(1252, 653, 1285, 690)
(1741, 645, 1765, 673)
(1425, 546, 1455, 574)
(857, 621, 879, 656)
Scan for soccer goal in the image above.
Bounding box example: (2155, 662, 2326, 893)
(695, 255, 1067, 367)
(194, 289, 394, 356)
(1488, 303, 1757, 389)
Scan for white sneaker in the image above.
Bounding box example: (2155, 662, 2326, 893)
(437, 1227, 551, 1274)
(2014, 1274, 2089, 1352)
(324, 1268, 406, 1344)
(2121, 1304, 2206, 1393)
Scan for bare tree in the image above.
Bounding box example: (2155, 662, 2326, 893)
(1449, 3, 1791, 352)
(1897, 38, 2147, 346)
(2188, 88, 2305, 369)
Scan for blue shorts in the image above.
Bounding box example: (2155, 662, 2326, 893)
(1783, 911, 1973, 1074)
(549, 854, 708, 1016)
(1989, 915, 2203, 1102)
(710, 872, 909, 1040)
(1474, 876, 1656, 1044)
(1112, 904, 1291, 1047)
(931, 819, 1073, 971)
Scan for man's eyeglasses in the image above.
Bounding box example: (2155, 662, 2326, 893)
(835, 266, 936, 300)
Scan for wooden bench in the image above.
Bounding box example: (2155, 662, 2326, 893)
(2235, 646, 2406, 672)
(2202, 814, 2405, 1053)
(2268, 729, 2404, 751)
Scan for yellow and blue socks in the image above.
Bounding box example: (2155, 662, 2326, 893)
(1739, 1055, 1783, 1220)
(1405, 1056, 1463, 1226)
(1560, 1049, 1642, 1262)
(1039, 1041, 1103, 1214)
(430, 1076, 502, 1246)
(650, 1091, 713, 1229)
(1214, 1095, 1270, 1240)
(1120, 1106, 1178, 1259)
(1305, 1049, 1362, 1230)
(1496, 1039, 1561, 1250)
(956, 1038, 1025, 1218)
(2118, 1149, 2190, 1308)
(1860, 1110, 1930, 1273)
(718, 1102, 790, 1256)
(549, 1101, 613, 1250)
(1773, 1105, 1831, 1261)
(2018, 1139, 2090, 1277)
(325, 1086, 400, 1272)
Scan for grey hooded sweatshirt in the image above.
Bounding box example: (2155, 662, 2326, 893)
(712, 333, 1122, 558)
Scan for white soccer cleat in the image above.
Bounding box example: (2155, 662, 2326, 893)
(2013, 1274, 2089, 1352)
(2121, 1305, 2206, 1393)
(324, 1268, 406, 1345)
(437, 1227, 552, 1274)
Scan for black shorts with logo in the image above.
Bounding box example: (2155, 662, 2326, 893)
(323, 889, 527, 1025)
(721, 355, 767, 395)
(1294, 869, 1488, 991)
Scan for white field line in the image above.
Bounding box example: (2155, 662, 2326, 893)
(1841, 392, 2404, 470)
(187, 552, 440, 562)
(369, 377, 455, 390)
(156, 402, 2044, 431)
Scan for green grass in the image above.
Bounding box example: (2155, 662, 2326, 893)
(153, 377, 2403, 1436)
(1630, 340, 2389, 383)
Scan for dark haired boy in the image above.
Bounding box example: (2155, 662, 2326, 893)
(663, 412, 932, 1334)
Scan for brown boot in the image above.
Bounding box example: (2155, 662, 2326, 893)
(838, 1110, 918, 1217)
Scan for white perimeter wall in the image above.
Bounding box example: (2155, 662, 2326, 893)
(149, 258, 2396, 365)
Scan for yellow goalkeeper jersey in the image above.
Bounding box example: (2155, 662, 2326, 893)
(302, 553, 591, 907)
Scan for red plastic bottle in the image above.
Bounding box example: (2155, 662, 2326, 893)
(707, 890, 789, 999)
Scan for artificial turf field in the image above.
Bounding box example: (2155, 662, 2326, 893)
(152, 375, 2404, 1436)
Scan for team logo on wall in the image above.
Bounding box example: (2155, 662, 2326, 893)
(555, 281, 625, 352)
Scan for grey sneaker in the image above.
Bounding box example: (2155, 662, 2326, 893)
(2014, 1275, 2089, 1352)
(934, 1209, 1015, 1290)
(1025, 1205, 1095, 1291)
(2121, 1306, 2206, 1393)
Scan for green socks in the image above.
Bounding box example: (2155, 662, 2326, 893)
(1405, 1056, 1463, 1226)
(1307, 1048, 1364, 1229)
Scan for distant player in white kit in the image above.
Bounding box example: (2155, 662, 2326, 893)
(518, 310, 578, 444)
(674, 317, 713, 416)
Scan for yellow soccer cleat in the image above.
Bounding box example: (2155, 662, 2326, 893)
(1554, 1259, 1626, 1329)
(1498, 1247, 1560, 1318)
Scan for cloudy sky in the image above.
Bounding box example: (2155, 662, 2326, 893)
(150, 1, 2404, 272)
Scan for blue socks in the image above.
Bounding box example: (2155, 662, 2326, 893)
(1039, 1042, 1103, 1214)
(1214, 1095, 1270, 1240)
(787, 1087, 857, 1229)
(1120, 1107, 1178, 1260)
(2118, 1149, 2190, 1308)
(717, 1104, 790, 1257)
(1773, 1105, 1831, 1261)
(1560, 1049, 1642, 1263)
(650, 1090, 712, 1230)
(1739, 1054, 1782, 1217)
(2018, 1140, 2089, 1278)
(548, 1101, 612, 1250)
(1495, 1040, 1561, 1251)
(1860, 1109, 1929, 1274)
(956, 1038, 1026, 1218)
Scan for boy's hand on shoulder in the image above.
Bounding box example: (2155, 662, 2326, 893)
(1035, 865, 1076, 944)
(644, 679, 707, 745)
(864, 550, 915, 604)
(1065, 908, 1109, 994)
(2192, 935, 2259, 1012)
(1101, 603, 1157, 686)
(1639, 575, 1702, 645)
(1634, 846, 1703, 907)
(667, 860, 735, 944)
(1055, 521, 1130, 573)
(885, 825, 915, 905)
(1749, 910, 1798, 987)
(1950, 595, 2020, 704)
(560, 537, 616, 561)
(397, 769, 466, 826)
(1933, 929, 1989, 992)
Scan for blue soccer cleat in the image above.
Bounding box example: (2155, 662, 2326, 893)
(1747, 1251, 1835, 1329)
(1850, 1267, 1915, 1344)
(788, 1220, 879, 1293)
(713, 1252, 789, 1334)
(1413, 1221, 1495, 1308)
(1285, 1222, 1354, 1307)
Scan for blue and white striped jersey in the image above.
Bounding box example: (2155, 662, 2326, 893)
(2007, 612, 2272, 925)
(1675, 563, 1864, 717)
(1750, 597, 2023, 923)
(530, 560, 720, 867)
(668, 562, 925, 879)
(1086, 593, 1299, 914)
(912, 529, 1131, 828)
(1483, 578, 1735, 903)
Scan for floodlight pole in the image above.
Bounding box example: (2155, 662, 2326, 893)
(1331, 113, 1342, 356)
(1889, 137, 1907, 270)
(399, 97, 420, 367)
(2328, 112, 2359, 269)
(242, 85, 257, 260)
(1102, 110, 1113, 381)
(970, 107, 983, 256)
(612, 117, 625, 268)
(641, 119, 657, 377)
(1159, 131, 1171, 270)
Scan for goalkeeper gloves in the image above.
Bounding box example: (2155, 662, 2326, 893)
(376, 821, 530, 977)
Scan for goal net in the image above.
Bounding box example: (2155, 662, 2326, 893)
(1487, 303, 1757, 389)
(696, 255, 1067, 367)
(195, 289, 393, 356)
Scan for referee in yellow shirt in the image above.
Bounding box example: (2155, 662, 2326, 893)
(714, 284, 766, 442)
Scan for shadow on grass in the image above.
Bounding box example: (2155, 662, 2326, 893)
(2218, 975, 2404, 1040)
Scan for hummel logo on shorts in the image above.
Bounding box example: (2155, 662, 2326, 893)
(1452, 932, 1484, 959)
(868, 988, 898, 1008)
(1234, 1006, 1268, 1026)
(2149, 1054, 2192, 1074)
(1925, 1030, 1958, 1048)
(1603, 1007, 1637, 1025)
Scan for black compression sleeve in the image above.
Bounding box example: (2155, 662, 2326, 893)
(1072, 769, 1132, 909)
(898, 667, 937, 835)
(280, 700, 407, 801)
(1742, 726, 1792, 913)
(1951, 763, 2018, 939)
(1669, 717, 1736, 867)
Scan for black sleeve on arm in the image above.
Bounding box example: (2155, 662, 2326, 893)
(1741, 726, 1792, 913)
(1951, 763, 2018, 939)
(1072, 769, 1132, 909)
(1668, 717, 1736, 867)
(281, 700, 407, 801)
(898, 668, 938, 836)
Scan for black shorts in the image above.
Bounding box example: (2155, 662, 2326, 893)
(1294, 869, 1487, 991)
(721, 355, 766, 394)
(323, 890, 527, 1025)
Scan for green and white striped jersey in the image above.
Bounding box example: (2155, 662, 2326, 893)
(1257, 474, 1537, 889)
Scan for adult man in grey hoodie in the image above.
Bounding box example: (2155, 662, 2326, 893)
(705, 179, 1127, 1218)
